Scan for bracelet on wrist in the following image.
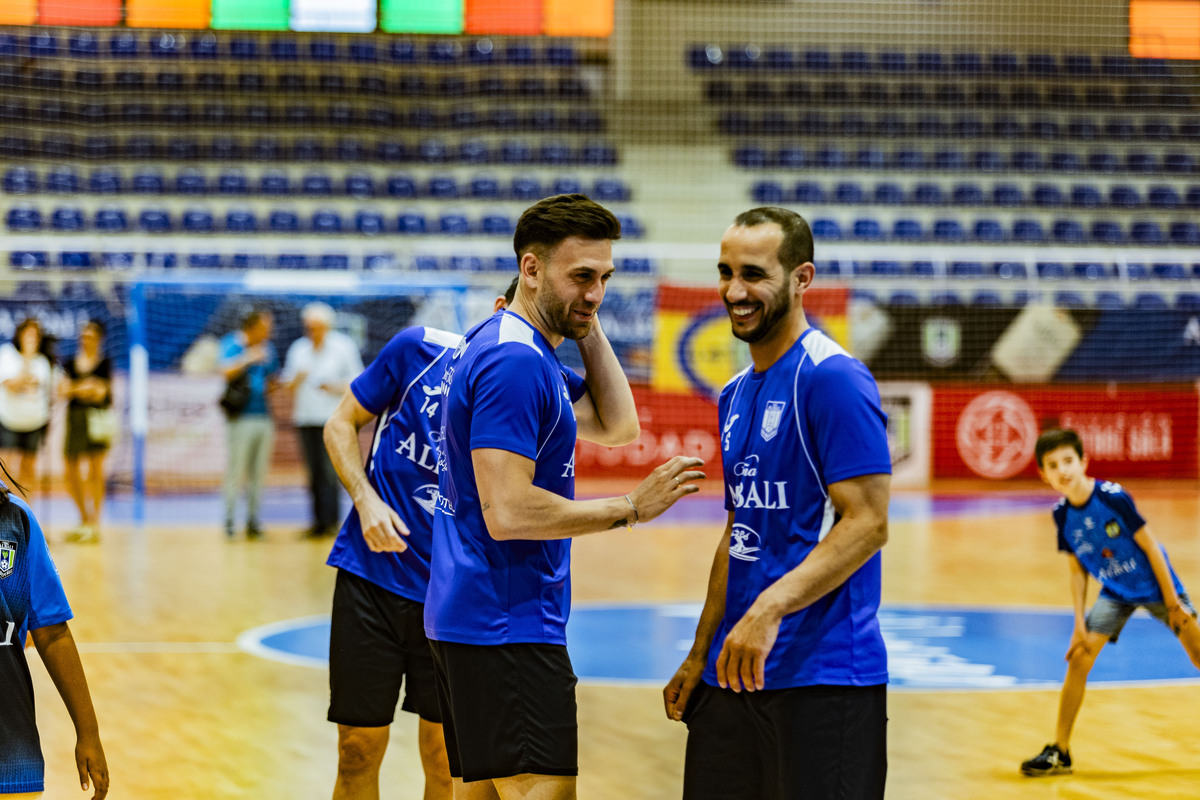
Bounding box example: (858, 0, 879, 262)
(623, 494, 639, 530)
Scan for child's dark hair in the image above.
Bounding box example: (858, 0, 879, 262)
(1035, 428, 1085, 469)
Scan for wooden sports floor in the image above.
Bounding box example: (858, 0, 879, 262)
(26, 480, 1200, 799)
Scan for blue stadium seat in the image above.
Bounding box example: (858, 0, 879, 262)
(68, 32, 99, 58)
(813, 147, 846, 169)
(992, 261, 1027, 279)
(505, 42, 536, 66)
(1027, 53, 1058, 75)
(176, 171, 207, 195)
(1032, 184, 1064, 207)
(1067, 117, 1099, 139)
(1070, 184, 1103, 207)
(260, 173, 290, 194)
(510, 176, 542, 201)
(139, 209, 172, 233)
(1064, 54, 1095, 76)
(1050, 152, 1083, 172)
(225, 209, 258, 233)
(874, 182, 904, 204)
(1126, 263, 1151, 281)
(1109, 184, 1142, 208)
(1187, 187, 1200, 208)
(1148, 185, 1181, 208)
(182, 209, 214, 233)
(1033, 118, 1063, 140)
(1176, 293, 1200, 311)
(1133, 293, 1169, 311)
(1012, 219, 1046, 242)
(910, 261, 937, 277)
(1011, 151, 1044, 171)
(6, 206, 42, 232)
(886, 291, 918, 305)
(397, 212, 427, 235)
(1127, 152, 1159, 173)
(952, 116, 984, 138)
(934, 150, 965, 170)
(752, 181, 786, 203)
(1131, 221, 1165, 244)
(811, 219, 842, 239)
(345, 174, 374, 198)
(1053, 291, 1086, 309)
(794, 182, 825, 203)
(951, 183, 984, 205)
(892, 219, 924, 240)
(551, 177, 583, 195)
(352, 211, 383, 236)
(1152, 262, 1187, 280)
(834, 182, 864, 204)
(217, 172, 249, 195)
(593, 178, 630, 202)
(51, 207, 86, 232)
(973, 219, 1005, 242)
(46, 168, 80, 193)
(933, 219, 965, 241)
(149, 33, 182, 58)
(912, 183, 945, 205)
(499, 140, 533, 165)
(229, 38, 259, 60)
(311, 210, 343, 234)
(94, 208, 128, 232)
(481, 214, 514, 236)
(878, 52, 907, 72)
(109, 33, 139, 58)
(992, 116, 1022, 137)
(973, 150, 1004, 171)
(734, 145, 769, 169)
(1052, 220, 1086, 243)
(538, 141, 572, 166)
(841, 51, 872, 72)
(866, 260, 904, 276)
(948, 261, 984, 278)
(387, 175, 417, 198)
(892, 149, 924, 170)
(1165, 153, 1197, 174)
(274, 254, 309, 270)
(439, 213, 471, 235)
(1073, 262, 1112, 280)
(427, 174, 459, 199)
(269, 210, 300, 233)
(855, 147, 886, 169)
(617, 215, 645, 238)
(416, 138, 449, 164)
(59, 253, 93, 270)
(1090, 220, 1124, 243)
(89, 169, 121, 194)
(459, 139, 491, 164)
(11, 252, 48, 270)
(852, 218, 884, 240)
(132, 171, 165, 194)
(930, 291, 964, 306)
(1088, 152, 1120, 172)
(992, 183, 1024, 206)
(3, 167, 37, 194)
(1169, 222, 1200, 244)
(470, 175, 502, 200)
(1094, 292, 1125, 310)
(188, 253, 222, 269)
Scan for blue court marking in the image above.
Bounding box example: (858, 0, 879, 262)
(240, 604, 1199, 691)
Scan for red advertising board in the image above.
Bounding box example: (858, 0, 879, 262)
(933, 384, 1199, 479)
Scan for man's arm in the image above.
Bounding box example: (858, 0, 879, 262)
(1133, 526, 1195, 634)
(571, 316, 640, 447)
(664, 513, 732, 721)
(715, 472, 890, 693)
(1064, 554, 1092, 658)
(323, 390, 408, 552)
(31, 622, 109, 799)
(473, 447, 703, 540)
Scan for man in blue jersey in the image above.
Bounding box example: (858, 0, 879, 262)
(0, 478, 108, 798)
(664, 207, 892, 800)
(425, 194, 705, 799)
(1020, 428, 1200, 777)
(321, 279, 518, 800)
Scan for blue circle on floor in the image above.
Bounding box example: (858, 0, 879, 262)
(239, 604, 1199, 690)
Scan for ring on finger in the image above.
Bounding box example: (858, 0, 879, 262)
(674, 476, 681, 486)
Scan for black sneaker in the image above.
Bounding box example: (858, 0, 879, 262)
(246, 522, 264, 541)
(1021, 744, 1072, 776)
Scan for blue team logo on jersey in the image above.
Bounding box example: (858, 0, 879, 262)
(760, 401, 786, 442)
(729, 524, 762, 561)
(413, 484, 439, 516)
(0, 540, 15, 579)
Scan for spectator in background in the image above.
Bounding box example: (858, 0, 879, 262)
(219, 309, 279, 541)
(59, 320, 114, 544)
(283, 303, 363, 539)
(0, 318, 56, 497)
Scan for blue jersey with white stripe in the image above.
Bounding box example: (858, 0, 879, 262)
(326, 326, 463, 602)
(425, 311, 587, 646)
(0, 491, 72, 795)
(704, 328, 892, 689)
(1054, 480, 1184, 605)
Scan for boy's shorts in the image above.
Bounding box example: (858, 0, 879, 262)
(1086, 590, 1196, 643)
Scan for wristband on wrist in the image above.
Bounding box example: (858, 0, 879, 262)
(623, 494, 639, 530)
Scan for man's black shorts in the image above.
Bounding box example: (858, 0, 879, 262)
(428, 639, 578, 783)
(327, 568, 441, 727)
(682, 681, 887, 800)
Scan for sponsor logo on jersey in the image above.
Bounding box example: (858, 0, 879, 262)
(563, 452, 576, 478)
(396, 431, 440, 475)
(729, 524, 762, 561)
(1098, 557, 1138, 582)
(733, 455, 759, 477)
(413, 484, 439, 515)
(0, 540, 14, 579)
(419, 383, 444, 419)
(1105, 520, 1121, 538)
(955, 390, 1038, 479)
(761, 401, 786, 442)
(731, 481, 790, 510)
(722, 413, 740, 452)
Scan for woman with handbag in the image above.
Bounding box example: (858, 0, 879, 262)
(59, 320, 114, 544)
(0, 318, 56, 499)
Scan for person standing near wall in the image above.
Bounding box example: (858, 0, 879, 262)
(0, 318, 55, 498)
(283, 303, 363, 539)
(218, 309, 279, 541)
(60, 320, 114, 544)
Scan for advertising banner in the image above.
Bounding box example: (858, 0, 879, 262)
(934, 384, 1199, 480)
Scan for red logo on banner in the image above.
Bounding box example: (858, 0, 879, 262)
(955, 390, 1039, 479)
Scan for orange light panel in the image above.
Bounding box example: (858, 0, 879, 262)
(0, 0, 37, 24)
(544, 0, 612, 36)
(38, 0, 121, 25)
(1130, 0, 1200, 59)
(127, 0, 210, 28)
(465, 0, 541, 34)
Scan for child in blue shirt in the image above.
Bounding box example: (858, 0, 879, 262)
(0, 478, 108, 797)
(1021, 428, 1200, 777)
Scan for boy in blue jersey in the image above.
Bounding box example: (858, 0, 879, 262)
(664, 207, 892, 800)
(0, 478, 108, 798)
(1020, 428, 1200, 777)
(321, 280, 516, 800)
(425, 194, 704, 799)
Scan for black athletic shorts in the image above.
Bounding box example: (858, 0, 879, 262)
(327, 568, 441, 727)
(682, 681, 887, 800)
(428, 639, 578, 783)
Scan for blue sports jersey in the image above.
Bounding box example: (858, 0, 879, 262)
(703, 328, 892, 690)
(424, 311, 588, 646)
(218, 333, 279, 416)
(0, 490, 73, 795)
(326, 326, 463, 602)
(1054, 480, 1184, 605)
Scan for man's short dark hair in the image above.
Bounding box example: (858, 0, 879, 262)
(732, 207, 814, 270)
(1035, 428, 1085, 468)
(513, 194, 621, 262)
(503, 276, 519, 305)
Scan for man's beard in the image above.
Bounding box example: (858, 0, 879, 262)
(540, 284, 594, 341)
(727, 283, 791, 344)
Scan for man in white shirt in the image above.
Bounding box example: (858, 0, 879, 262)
(283, 303, 364, 538)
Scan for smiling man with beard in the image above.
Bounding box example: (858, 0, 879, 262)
(425, 194, 705, 800)
(664, 207, 893, 800)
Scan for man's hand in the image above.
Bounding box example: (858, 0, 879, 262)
(1065, 624, 1092, 661)
(664, 654, 706, 721)
(627, 456, 705, 524)
(356, 491, 410, 552)
(715, 603, 782, 692)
